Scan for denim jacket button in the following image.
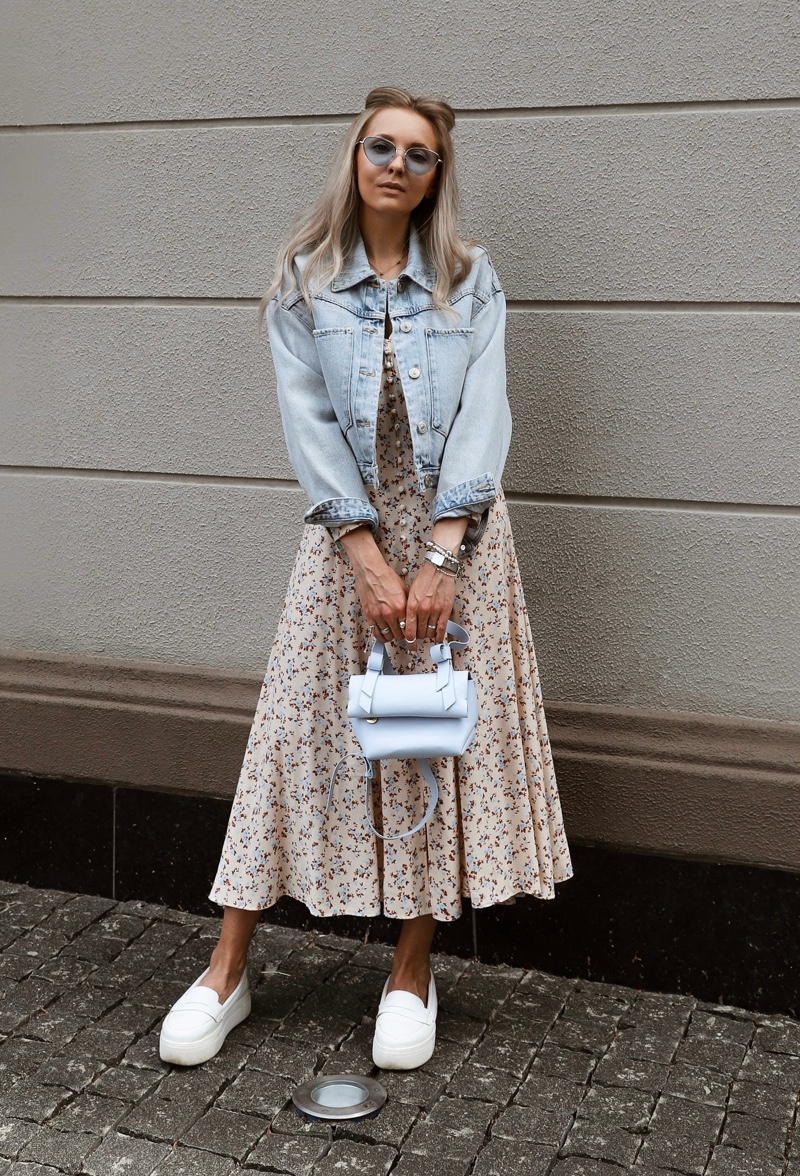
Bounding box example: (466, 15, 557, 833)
(400, 322, 412, 333)
(417, 421, 427, 434)
(409, 367, 421, 379)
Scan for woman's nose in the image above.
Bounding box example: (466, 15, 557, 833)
(387, 149, 406, 174)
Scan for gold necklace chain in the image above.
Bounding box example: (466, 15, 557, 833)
(369, 249, 408, 278)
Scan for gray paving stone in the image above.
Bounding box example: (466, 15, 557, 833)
(492, 1100, 574, 1147)
(0, 1080, 73, 1123)
(405, 1096, 497, 1157)
(218, 1068, 292, 1118)
(638, 1094, 725, 1174)
(246, 1036, 313, 1082)
(119, 1091, 210, 1140)
(727, 1078, 797, 1121)
(39, 896, 117, 940)
(548, 1017, 617, 1055)
(4, 1164, 62, 1175)
(441, 965, 520, 1021)
(472, 1136, 552, 1176)
(269, 1105, 333, 1139)
(611, 1027, 681, 1065)
(530, 1044, 597, 1085)
(756, 1019, 800, 1056)
(705, 1145, 784, 1176)
(414, 1036, 472, 1079)
(0, 1115, 39, 1160)
(515, 1072, 584, 1116)
(575, 1083, 653, 1129)
(90, 1064, 163, 1102)
(590, 1051, 670, 1093)
(33, 1051, 104, 1092)
(434, 1009, 487, 1046)
(561, 1116, 640, 1167)
(445, 1060, 518, 1103)
(311, 1139, 396, 1175)
(0, 1037, 54, 1085)
(372, 1067, 447, 1109)
(18, 1125, 102, 1171)
(348, 943, 396, 974)
(675, 1033, 746, 1075)
(182, 1106, 266, 1160)
(334, 1096, 422, 1148)
(739, 1046, 800, 1089)
(0, 978, 61, 1034)
(550, 1159, 629, 1175)
(244, 1131, 329, 1174)
(287, 946, 351, 988)
(721, 1111, 789, 1157)
(688, 1010, 755, 1045)
(49, 1091, 129, 1136)
(467, 1031, 537, 1077)
(152, 1145, 238, 1175)
(83, 1130, 171, 1175)
(662, 1060, 731, 1107)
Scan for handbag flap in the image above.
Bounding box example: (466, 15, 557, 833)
(348, 670, 471, 719)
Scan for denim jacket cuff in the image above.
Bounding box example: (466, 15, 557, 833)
(431, 475, 497, 556)
(304, 497, 379, 534)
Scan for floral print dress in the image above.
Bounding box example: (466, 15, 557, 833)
(210, 336, 572, 921)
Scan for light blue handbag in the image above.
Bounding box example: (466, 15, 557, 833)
(326, 621, 478, 840)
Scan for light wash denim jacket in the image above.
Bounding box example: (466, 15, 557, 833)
(266, 226, 511, 555)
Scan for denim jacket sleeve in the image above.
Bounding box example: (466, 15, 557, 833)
(431, 265, 512, 555)
(266, 293, 379, 534)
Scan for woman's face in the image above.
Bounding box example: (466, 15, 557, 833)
(355, 107, 440, 219)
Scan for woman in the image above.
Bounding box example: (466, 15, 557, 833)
(159, 86, 572, 1072)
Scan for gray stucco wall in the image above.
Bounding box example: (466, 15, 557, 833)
(1, 1, 799, 723)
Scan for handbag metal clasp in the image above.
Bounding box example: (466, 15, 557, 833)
(366, 717, 379, 724)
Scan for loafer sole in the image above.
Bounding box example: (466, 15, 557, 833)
(159, 989, 251, 1066)
(372, 1026, 436, 1071)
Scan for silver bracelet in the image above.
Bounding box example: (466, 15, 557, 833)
(424, 550, 461, 576)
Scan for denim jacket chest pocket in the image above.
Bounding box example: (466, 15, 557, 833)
(423, 327, 475, 438)
(312, 327, 355, 433)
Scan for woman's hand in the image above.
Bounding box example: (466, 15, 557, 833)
(403, 561, 457, 646)
(338, 526, 408, 644)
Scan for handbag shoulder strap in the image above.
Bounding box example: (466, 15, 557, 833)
(327, 754, 439, 842)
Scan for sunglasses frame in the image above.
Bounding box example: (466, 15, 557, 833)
(357, 135, 442, 177)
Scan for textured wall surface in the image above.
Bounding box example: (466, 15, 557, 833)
(2, 2, 799, 732)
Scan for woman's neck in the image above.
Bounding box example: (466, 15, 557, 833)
(359, 209, 410, 276)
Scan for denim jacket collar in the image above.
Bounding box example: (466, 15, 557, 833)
(328, 223, 436, 293)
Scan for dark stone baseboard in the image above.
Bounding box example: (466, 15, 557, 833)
(2, 772, 798, 1018)
(2, 647, 799, 870)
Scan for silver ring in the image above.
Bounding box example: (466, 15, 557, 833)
(427, 624, 437, 630)
(379, 627, 391, 634)
(399, 621, 406, 630)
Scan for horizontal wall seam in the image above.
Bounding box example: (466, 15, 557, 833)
(2, 465, 798, 517)
(1, 96, 798, 134)
(0, 690, 251, 725)
(555, 746, 800, 786)
(2, 296, 798, 314)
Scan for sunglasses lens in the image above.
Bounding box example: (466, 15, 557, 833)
(363, 137, 395, 166)
(405, 148, 438, 175)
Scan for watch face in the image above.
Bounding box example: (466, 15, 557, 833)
(429, 551, 445, 566)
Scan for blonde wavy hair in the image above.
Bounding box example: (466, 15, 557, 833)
(263, 86, 474, 314)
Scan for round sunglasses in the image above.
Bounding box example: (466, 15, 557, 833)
(357, 135, 441, 177)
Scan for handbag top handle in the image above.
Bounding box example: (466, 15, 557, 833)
(358, 620, 470, 715)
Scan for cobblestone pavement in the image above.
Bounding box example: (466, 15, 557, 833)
(0, 882, 799, 1176)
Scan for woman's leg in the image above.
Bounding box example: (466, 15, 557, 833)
(386, 914, 437, 1005)
(201, 907, 262, 1003)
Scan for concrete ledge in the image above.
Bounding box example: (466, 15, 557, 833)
(1, 648, 798, 870)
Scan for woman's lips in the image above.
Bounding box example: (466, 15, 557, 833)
(378, 183, 404, 193)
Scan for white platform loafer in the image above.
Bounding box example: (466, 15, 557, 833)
(159, 967, 251, 1066)
(372, 972, 437, 1071)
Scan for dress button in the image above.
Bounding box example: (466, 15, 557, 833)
(408, 367, 421, 379)
(401, 566, 409, 576)
(400, 322, 412, 333)
(417, 421, 427, 434)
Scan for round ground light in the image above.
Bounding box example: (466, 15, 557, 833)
(292, 1074, 387, 1122)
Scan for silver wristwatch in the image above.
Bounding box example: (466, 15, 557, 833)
(424, 549, 461, 575)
